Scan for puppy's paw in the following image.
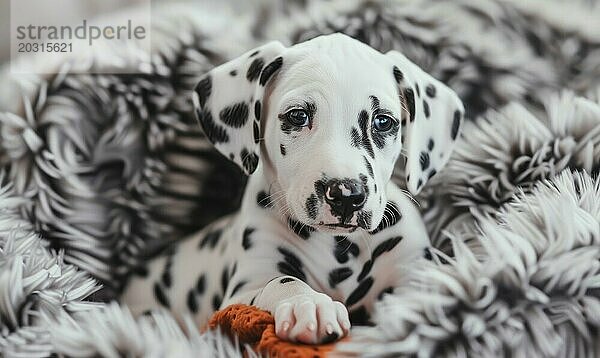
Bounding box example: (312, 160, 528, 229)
(274, 292, 350, 344)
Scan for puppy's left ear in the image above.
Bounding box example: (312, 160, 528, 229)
(386, 50, 465, 195)
(193, 41, 286, 175)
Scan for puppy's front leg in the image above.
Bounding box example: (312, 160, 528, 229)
(256, 276, 350, 344)
(224, 275, 350, 344)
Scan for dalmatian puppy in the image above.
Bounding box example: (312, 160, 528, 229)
(122, 33, 464, 344)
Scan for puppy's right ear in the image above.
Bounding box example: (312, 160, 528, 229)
(193, 42, 286, 175)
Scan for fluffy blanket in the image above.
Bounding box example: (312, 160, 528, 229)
(1, 0, 599, 356)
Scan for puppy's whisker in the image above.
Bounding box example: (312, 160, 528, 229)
(399, 188, 419, 206)
(267, 193, 290, 222)
(274, 197, 294, 222)
(266, 190, 287, 205)
(334, 235, 356, 256)
(276, 201, 291, 221)
(268, 192, 287, 206)
(268, 197, 285, 213)
(383, 208, 391, 228)
(342, 240, 354, 256)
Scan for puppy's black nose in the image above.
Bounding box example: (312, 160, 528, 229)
(324, 179, 366, 216)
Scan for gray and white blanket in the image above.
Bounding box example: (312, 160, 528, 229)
(1, 0, 599, 356)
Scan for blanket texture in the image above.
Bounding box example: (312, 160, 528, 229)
(1, 0, 600, 357)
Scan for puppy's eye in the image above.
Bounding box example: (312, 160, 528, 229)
(372, 114, 395, 132)
(285, 109, 310, 127)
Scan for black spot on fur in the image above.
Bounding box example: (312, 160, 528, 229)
(404, 88, 415, 122)
(370, 95, 380, 112)
(133, 265, 149, 277)
(329, 267, 353, 288)
(221, 267, 230, 292)
(242, 227, 255, 250)
(220, 102, 249, 128)
(230, 281, 247, 297)
(250, 296, 256, 305)
(377, 286, 394, 301)
(420, 151, 430, 170)
(393, 66, 403, 83)
(349, 305, 372, 326)
(346, 276, 374, 306)
(359, 174, 370, 201)
(424, 247, 433, 260)
(246, 58, 265, 82)
(212, 294, 222, 311)
(161, 271, 172, 288)
(153, 283, 170, 307)
(426, 84, 436, 98)
(241, 148, 259, 174)
(372, 132, 385, 150)
(229, 153, 235, 161)
(280, 277, 295, 284)
(314, 179, 326, 200)
(260, 57, 283, 86)
(334, 236, 360, 263)
(230, 262, 237, 279)
(423, 100, 430, 118)
(372, 236, 403, 260)
(428, 139, 434, 151)
(364, 157, 374, 178)
(415, 84, 420, 97)
(417, 179, 423, 189)
(358, 110, 375, 158)
(277, 247, 306, 281)
(229, 70, 237, 76)
(199, 229, 222, 249)
(257, 191, 273, 208)
(197, 109, 229, 144)
(350, 127, 361, 148)
(280, 144, 286, 156)
(451, 110, 462, 140)
(194, 76, 211, 108)
(287, 217, 314, 240)
(253, 122, 260, 144)
(187, 291, 198, 313)
(250, 50, 259, 57)
(277, 262, 306, 282)
(428, 169, 437, 180)
(305, 194, 319, 220)
(254, 100, 261, 121)
(196, 274, 206, 294)
(357, 211, 372, 229)
(370, 202, 402, 234)
(356, 260, 373, 282)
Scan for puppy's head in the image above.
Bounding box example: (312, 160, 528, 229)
(193, 33, 464, 233)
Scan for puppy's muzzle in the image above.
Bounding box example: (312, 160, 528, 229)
(324, 179, 366, 222)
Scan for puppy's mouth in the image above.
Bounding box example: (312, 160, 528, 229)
(318, 222, 360, 233)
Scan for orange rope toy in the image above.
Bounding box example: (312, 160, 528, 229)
(208, 304, 344, 357)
